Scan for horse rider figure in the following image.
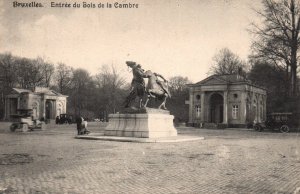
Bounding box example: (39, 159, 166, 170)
(143, 70, 171, 110)
(153, 72, 171, 98)
(124, 61, 147, 108)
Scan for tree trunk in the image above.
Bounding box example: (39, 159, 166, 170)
(285, 64, 290, 97)
(290, 65, 297, 96)
(290, 43, 298, 97)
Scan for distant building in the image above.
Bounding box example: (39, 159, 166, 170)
(4, 87, 67, 121)
(186, 74, 267, 128)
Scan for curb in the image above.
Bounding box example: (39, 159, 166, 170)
(75, 134, 205, 143)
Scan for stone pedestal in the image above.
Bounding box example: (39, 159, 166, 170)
(104, 108, 177, 138)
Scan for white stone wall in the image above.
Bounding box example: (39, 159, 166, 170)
(188, 82, 267, 126)
(5, 90, 68, 120)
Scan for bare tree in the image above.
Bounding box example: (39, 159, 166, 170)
(169, 76, 191, 93)
(34, 57, 55, 87)
(250, 0, 300, 96)
(95, 64, 126, 90)
(13, 57, 46, 88)
(94, 64, 126, 119)
(0, 54, 55, 89)
(55, 63, 73, 94)
(0, 53, 17, 119)
(0, 53, 17, 89)
(69, 68, 98, 119)
(209, 48, 248, 76)
(168, 76, 191, 123)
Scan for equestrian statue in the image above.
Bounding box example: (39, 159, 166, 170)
(124, 61, 171, 110)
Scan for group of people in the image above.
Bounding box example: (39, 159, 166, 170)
(76, 116, 90, 135)
(55, 115, 73, 124)
(55, 115, 89, 135)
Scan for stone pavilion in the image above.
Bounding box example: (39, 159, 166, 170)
(186, 74, 267, 128)
(4, 87, 67, 121)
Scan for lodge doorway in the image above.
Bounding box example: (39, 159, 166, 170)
(45, 100, 55, 119)
(209, 93, 224, 123)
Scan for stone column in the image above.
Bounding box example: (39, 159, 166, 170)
(17, 97, 20, 110)
(53, 100, 56, 119)
(241, 92, 247, 124)
(64, 99, 67, 114)
(264, 94, 267, 120)
(200, 92, 205, 122)
(223, 91, 228, 124)
(4, 97, 7, 120)
(41, 95, 46, 119)
(188, 88, 194, 124)
(257, 94, 261, 123)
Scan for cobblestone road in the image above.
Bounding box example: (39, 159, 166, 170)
(0, 122, 300, 194)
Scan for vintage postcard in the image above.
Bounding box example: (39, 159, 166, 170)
(0, 0, 299, 193)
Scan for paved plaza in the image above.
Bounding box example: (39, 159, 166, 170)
(0, 122, 300, 194)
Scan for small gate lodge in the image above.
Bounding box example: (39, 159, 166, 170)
(186, 74, 267, 128)
(4, 87, 67, 121)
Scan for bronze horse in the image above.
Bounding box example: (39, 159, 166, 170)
(143, 70, 171, 109)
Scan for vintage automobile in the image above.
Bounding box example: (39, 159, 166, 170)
(58, 114, 73, 124)
(253, 112, 294, 133)
(10, 109, 46, 132)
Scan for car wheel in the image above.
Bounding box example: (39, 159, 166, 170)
(10, 124, 17, 132)
(40, 123, 46, 130)
(254, 125, 261, 131)
(22, 124, 29, 132)
(280, 125, 289, 133)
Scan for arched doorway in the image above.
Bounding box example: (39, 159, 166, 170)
(45, 100, 53, 120)
(209, 93, 224, 123)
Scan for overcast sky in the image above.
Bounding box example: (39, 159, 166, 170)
(0, 0, 263, 82)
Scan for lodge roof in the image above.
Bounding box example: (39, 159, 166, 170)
(188, 74, 266, 90)
(11, 87, 67, 97)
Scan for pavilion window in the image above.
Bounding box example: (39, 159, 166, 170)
(232, 105, 239, 119)
(195, 105, 201, 118)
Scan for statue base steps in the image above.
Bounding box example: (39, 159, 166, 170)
(76, 134, 204, 143)
(104, 110, 177, 138)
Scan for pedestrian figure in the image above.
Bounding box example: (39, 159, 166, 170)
(55, 116, 60, 124)
(76, 116, 83, 135)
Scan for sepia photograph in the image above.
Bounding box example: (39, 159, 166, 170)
(0, 0, 300, 193)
